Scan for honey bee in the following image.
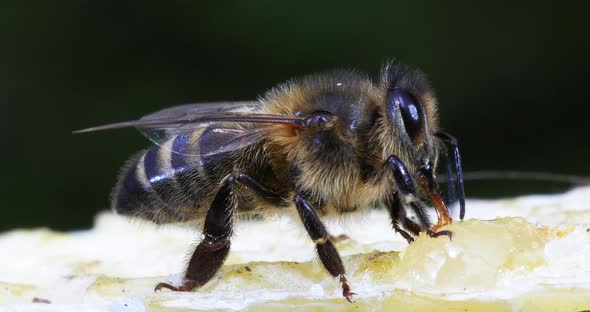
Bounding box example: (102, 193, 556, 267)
(76, 60, 465, 302)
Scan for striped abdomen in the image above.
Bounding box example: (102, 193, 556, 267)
(112, 130, 236, 223)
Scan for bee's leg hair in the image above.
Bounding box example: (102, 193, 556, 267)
(293, 194, 356, 303)
(384, 191, 417, 244)
(155, 173, 284, 292)
(385, 155, 453, 240)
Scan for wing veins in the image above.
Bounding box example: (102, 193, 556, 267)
(74, 112, 304, 134)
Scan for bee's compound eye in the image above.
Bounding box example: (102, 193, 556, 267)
(386, 89, 424, 142)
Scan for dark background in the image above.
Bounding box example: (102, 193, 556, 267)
(2, 1, 589, 231)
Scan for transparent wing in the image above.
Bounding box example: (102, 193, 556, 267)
(141, 101, 261, 119)
(138, 126, 276, 185)
(150, 125, 273, 157)
(75, 101, 265, 132)
(74, 101, 303, 133)
(74, 101, 305, 157)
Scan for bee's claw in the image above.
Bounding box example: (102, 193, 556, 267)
(339, 274, 357, 303)
(344, 290, 357, 303)
(428, 229, 453, 241)
(155, 282, 177, 292)
(154, 280, 198, 292)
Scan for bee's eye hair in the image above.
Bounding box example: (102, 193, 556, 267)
(386, 89, 424, 142)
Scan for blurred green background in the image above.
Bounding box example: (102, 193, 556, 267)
(2, 1, 589, 231)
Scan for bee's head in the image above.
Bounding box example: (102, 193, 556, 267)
(378, 61, 440, 173)
(375, 61, 465, 218)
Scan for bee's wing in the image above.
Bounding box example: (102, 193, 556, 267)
(74, 101, 305, 157)
(141, 101, 261, 118)
(144, 125, 273, 157)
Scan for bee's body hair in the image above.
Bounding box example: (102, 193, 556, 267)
(112, 71, 403, 223)
(96, 61, 463, 299)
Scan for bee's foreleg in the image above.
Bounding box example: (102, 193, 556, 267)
(384, 191, 418, 244)
(385, 155, 453, 240)
(155, 173, 284, 292)
(293, 194, 356, 303)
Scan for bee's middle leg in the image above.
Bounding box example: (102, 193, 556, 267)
(385, 155, 452, 240)
(293, 194, 356, 303)
(155, 173, 284, 292)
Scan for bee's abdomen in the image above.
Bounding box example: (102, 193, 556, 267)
(111, 152, 161, 220)
(111, 138, 219, 223)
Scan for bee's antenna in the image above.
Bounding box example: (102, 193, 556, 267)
(434, 131, 466, 220)
(443, 170, 590, 186)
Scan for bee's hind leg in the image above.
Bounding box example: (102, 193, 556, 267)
(384, 155, 453, 241)
(293, 194, 356, 303)
(155, 173, 284, 292)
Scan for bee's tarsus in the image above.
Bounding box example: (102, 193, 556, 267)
(394, 226, 415, 244)
(340, 274, 357, 303)
(386, 191, 418, 244)
(385, 155, 446, 241)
